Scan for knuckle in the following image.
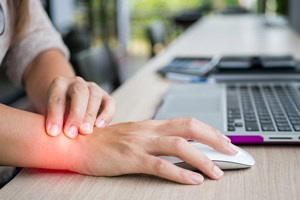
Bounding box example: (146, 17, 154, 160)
(212, 128, 224, 144)
(180, 118, 198, 138)
(218, 134, 227, 147)
(74, 76, 84, 82)
(53, 76, 66, 85)
(184, 118, 198, 129)
(72, 83, 88, 95)
(179, 169, 187, 182)
(212, 127, 220, 134)
(90, 90, 103, 99)
(91, 93, 103, 101)
(49, 95, 64, 105)
(154, 158, 167, 175)
(172, 137, 186, 153)
(215, 129, 223, 139)
(89, 82, 100, 89)
(211, 126, 220, 135)
(125, 136, 141, 146)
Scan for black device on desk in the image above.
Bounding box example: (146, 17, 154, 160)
(216, 55, 296, 72)
(212, 55, 300, 82)
(159, 55, 300, 82)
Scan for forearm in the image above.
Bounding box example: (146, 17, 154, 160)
(24, 50, 75, 114)
(0, 104, 76, 170)
(0, 103, 238, 184)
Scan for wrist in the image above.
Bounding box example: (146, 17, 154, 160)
(0, 105, 76, 171)
(44, 135, 78, 171)
(64, 128, 107, 175)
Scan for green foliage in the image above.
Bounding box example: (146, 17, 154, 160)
(130, 0, 205, 39)
(131, 0, 204, 12)
(276, 0, 288, 15)
(223, 0, 239, 6)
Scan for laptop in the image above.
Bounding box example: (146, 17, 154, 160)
(154, 82, 300, 144)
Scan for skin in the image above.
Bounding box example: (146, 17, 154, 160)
(0, 103, 237, 185)
(0, 49, 239, 185)
(24, 50, 116, 138)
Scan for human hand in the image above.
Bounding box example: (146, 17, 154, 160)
(46, 76, 116, 138)
(70, 118, 238, 185)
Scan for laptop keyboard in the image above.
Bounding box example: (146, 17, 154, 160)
(226, 84, 300, 132)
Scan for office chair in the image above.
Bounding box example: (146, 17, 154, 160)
(74, 45, 121, 94)
(173, 5, 211, 29)
(63, 26, 92, 75)
(0, 68, 25, 105)
(146, 21, 168, 57)
(221, 6, 250, 15)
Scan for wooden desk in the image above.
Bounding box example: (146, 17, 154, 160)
(1, 15, 300, 200)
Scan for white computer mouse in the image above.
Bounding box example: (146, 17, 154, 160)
(160, 142, 255, 170)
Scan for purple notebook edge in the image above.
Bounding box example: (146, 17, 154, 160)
(228, 135, 264, 144)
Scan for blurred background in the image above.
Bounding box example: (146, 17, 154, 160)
(1, 0, 300, 107)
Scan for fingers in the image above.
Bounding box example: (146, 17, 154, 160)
(95, 94, 116, 128)
(46, 77, 68, 137)
(79, 83, 103, 134)
(155, 118, 238, 155)
(151, 136, 224, 180)
(46, 76, 116, 138)
(144, 156, 204, 185)
(64, 78, 89, 138)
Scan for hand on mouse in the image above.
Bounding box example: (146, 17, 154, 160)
(45, 76, 116, 138)
(69, 118, 238, 185)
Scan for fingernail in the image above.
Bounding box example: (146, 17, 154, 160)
(213, 165, 224, 178)
(228, 143, 239, 155)
(81, 123, 92, 134)
(190, 174, 204, 184)
(96, 120, 106, 128)
(222, 134, 231, 143)
(48, 124, 60, 136)
(67, 126, 78, 138)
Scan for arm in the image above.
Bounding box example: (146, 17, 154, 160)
(0, 104, 74, 170)
(23, 50, 75, 114)
(5, 0, 115, 138)
(0, 103, 238, 185)
(23, 49, 116, 138)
